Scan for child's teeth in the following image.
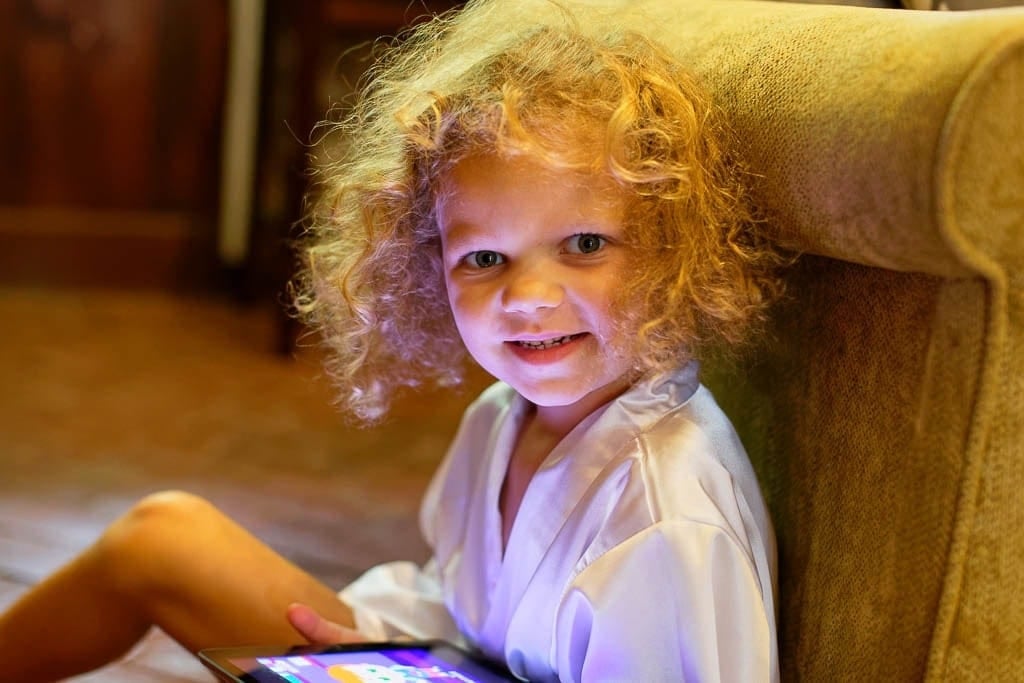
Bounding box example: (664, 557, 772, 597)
(520, 335, 573, 349)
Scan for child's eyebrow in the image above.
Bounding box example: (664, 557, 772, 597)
(438, 221, 482, 254)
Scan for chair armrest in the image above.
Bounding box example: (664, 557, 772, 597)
(621, 0, 1024, 278)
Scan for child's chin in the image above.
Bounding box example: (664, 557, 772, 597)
(513, 384, 589, 408)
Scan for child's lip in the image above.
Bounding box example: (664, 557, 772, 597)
(507, 331, 583, 343)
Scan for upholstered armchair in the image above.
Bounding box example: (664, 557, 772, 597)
(608, 1, 1023, 679)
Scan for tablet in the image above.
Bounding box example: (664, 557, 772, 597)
(199, 639, 517, 683)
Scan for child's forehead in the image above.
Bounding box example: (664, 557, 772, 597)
(434, 153, 633, 242)
(438, 152, 625, 204)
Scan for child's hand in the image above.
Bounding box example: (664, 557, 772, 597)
(286, 602, 366, 645)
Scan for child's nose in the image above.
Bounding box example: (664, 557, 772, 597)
(501, 263, 564, 313)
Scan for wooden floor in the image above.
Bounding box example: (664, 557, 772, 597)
(0, 287, 487, 681)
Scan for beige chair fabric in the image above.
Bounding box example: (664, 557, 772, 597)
(624, 2, 1024, 680)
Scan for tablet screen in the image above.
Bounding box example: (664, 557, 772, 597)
(201, 641, 516, 683)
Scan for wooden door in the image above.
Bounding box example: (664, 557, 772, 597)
(0, 0, 228, 288)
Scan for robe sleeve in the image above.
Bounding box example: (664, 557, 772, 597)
(336, 387, 504, 645)
(338, 557, 465, 645)
(554, 519, 776, 683)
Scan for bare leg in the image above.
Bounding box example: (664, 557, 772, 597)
(0, 490, 356, 682)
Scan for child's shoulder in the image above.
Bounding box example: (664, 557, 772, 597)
(448, 380, 524, 447)
(628, 377, 754, 485)
(461, 379, 519, 422)
(475, 379, 518, 406)
(584, 364, 759, 502)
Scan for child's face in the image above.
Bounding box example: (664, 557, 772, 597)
(438, 153, 635, 426)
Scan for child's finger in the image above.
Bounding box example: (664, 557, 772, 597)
(286, 602, 363, 645)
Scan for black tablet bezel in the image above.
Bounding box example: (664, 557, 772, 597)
(198, 639, 516, 682)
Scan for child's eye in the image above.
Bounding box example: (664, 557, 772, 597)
(463, 250, 505, 268)
(566, 233, 606, 255)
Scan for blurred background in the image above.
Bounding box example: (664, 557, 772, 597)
(0, 1, 475, 680)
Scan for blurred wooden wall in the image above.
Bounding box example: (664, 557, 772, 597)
(0, 0, 461, 295)
(0, 0, 228, 289)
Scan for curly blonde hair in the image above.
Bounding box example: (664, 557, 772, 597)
(294, 0, 784, 422)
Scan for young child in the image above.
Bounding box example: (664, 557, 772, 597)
(0, 1, 784, 680)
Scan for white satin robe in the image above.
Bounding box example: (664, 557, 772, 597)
(340, 363, 778, 682)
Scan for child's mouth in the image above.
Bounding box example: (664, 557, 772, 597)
(514, 333, 585, 349)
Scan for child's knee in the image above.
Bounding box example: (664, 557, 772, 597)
(120, 490, 215, 525)
(97, 491, 220, 595)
